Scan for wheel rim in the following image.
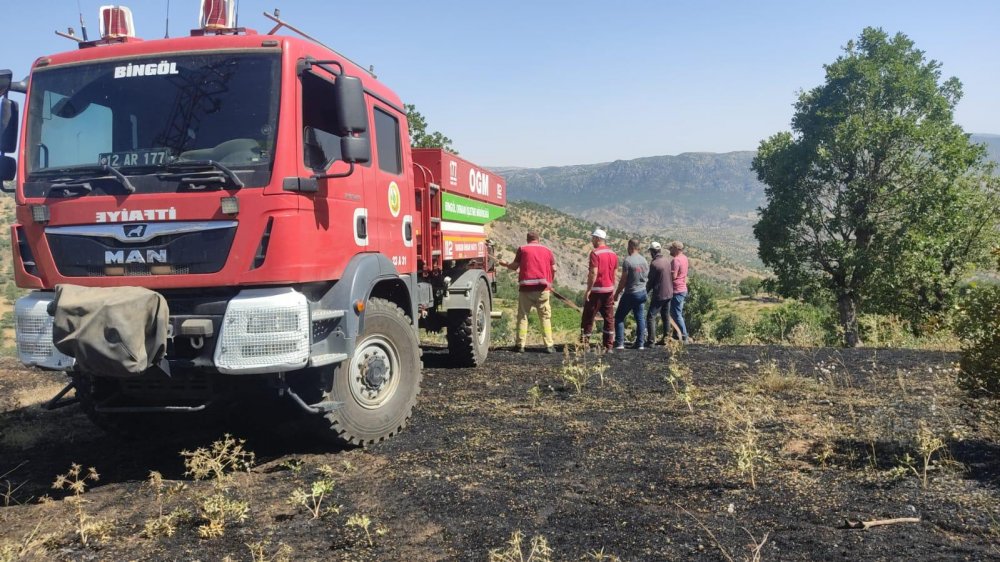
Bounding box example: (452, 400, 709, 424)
(348, 335, 401, 410)
(475, 300, 488, 346)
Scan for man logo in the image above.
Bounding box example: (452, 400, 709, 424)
(123, 224, 147, 238)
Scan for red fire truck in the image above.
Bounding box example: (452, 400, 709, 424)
(0, 3, 506, 445)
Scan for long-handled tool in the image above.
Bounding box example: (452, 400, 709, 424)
(549, 288, 581, 311)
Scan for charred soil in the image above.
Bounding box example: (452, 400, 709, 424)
(1, 345, 999, 561)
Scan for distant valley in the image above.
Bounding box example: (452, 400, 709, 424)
(496, 133, 1000, 270)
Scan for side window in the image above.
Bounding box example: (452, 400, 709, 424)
(373, 107, 402, 175)
(301, 71, 369, 171)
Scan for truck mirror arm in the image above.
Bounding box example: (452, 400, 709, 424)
(296, 57, 343, 78)
(312, 162, 354, 180)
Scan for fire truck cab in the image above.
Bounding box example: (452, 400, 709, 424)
(0, 4, 503, 445)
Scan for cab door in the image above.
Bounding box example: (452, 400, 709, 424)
(299, 69, 373, 270)
(370, 105, 414, 274)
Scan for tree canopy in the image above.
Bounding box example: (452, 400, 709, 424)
(752, 27, 999, 347)
(404, 104, 456, 153)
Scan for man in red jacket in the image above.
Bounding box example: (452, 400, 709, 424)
(581, 228, 618, 352)
(502, 232, 557, 353)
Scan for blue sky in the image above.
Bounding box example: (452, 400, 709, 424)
(3, 1, 998, 167)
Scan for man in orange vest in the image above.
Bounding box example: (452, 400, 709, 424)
(581, 228, 618, 352)
(502, 231, 557, 353)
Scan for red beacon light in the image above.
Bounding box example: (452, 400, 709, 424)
(200, 0, 236, 30)
(99, 5, 136, 39)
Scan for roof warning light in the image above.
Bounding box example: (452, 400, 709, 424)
(200, 0, 236, 30)
(99, 5, 135, 39)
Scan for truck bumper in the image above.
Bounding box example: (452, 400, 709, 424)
(14, 287, 346, 375)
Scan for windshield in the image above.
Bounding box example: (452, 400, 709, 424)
(24, 52, 279, 196)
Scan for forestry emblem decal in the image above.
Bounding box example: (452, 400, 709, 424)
(387, 182, 401, 217)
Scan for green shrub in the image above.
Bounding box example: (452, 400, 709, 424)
(0, 311, 13, 330)
(737, 276, 762, 297)
(954, 283, 1000, 395)
(685, 277, 722, 338)
(712, 312, 753, 344)
(752, 301, 836, 346)
(491, 314, 513, 347)
(857, 314, 912, 348)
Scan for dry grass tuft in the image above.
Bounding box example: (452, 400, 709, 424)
(488, 530, 552, 562)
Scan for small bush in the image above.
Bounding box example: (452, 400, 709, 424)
(738, 276, 763, 297)
(685, 277, 723, 338)
(491, 314, 513, 348)
(181, 434, 255, 482)
(752, 301, 835, 346)
(858, 314, 912, 348)
(288, 466, 340, 519)
(954, 283, 1000, 395)
(712, 312, 753, 344)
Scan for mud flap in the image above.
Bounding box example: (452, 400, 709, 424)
(51, 284, 169, 377)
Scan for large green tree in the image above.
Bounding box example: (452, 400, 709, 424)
(404, 104, 456, 153)
(753, 27, 999, 347)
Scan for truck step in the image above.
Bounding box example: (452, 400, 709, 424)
(308, 353, 349, 367)
(311, 309, 345, 321)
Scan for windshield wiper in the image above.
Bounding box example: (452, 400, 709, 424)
(43, 163, 137, 194)
(47, 181, 94, 198)
(162, 160, 244, 189)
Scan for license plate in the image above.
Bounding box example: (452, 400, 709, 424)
(99, 149, 171, 167)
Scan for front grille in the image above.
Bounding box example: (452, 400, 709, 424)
(47, 222, 236, 277)
(86, 265, 192, 277)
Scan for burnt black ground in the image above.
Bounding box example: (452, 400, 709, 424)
(1, 346, 999, 561)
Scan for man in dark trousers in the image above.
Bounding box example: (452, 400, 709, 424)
(613, 238, 649, 350)
(502, 231, 557, 353)
(644, 241, 673, 346)
(580, 229, 618, 352)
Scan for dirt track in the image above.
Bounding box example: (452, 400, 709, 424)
(1, 345, 999, 561)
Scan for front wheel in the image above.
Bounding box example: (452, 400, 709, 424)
(446, 279, 491, 367)
(319, 298, 422, 446)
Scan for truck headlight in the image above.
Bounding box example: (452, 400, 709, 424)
(14, 292, 75, 370)
(214, 288, 310, 374)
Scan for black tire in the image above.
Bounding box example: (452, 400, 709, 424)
(446, 279, 491, 367)
(319, 298, 422, 446)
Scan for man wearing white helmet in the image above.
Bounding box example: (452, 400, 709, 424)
(581, 228, 618, 352)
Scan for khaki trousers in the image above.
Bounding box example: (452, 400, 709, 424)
(516, 289, 553, 348)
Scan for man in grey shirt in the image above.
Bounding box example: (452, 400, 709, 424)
(644, 241, 674, 346)
(613, 239, 649, 349)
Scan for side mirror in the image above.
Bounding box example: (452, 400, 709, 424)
(334, 75, 367, 135)
(0, 70, 11, 97)
(0, 156, 15, 183)
(1, 97, 19, 153)
(341, 135, 370, 164)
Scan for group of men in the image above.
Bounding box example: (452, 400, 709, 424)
(502, 229, 689, 353)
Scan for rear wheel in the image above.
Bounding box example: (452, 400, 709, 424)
(446, 279, 491, 367)
(318, 298, 421, 446)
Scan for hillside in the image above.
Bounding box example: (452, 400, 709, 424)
(495, 151, 763, 268)
(975, 133, 1000, 163)
(488, 200, 762, 292)
(497, 133, 1000, 269)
